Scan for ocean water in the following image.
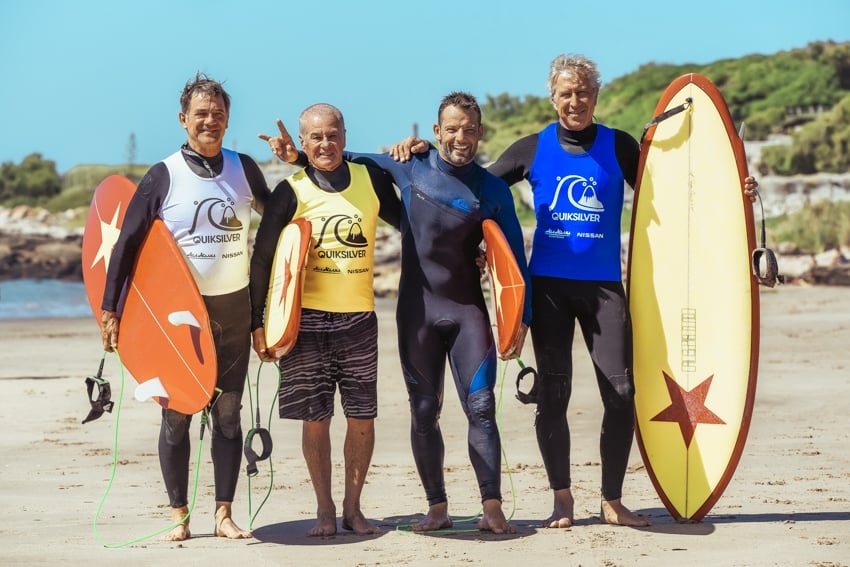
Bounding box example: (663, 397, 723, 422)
(0, 279, 92, 320)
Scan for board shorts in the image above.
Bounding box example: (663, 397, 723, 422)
(277, 308, 378, 421)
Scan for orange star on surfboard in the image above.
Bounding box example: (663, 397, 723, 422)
(651, 372, 725, 447)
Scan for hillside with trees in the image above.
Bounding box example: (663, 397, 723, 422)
(479, 40, 850, 176)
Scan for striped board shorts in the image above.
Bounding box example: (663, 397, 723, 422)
(277, 308, 378, 421)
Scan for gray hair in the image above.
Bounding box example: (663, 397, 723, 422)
(299, 103, 345, 133)
(547, 54, 601, 100)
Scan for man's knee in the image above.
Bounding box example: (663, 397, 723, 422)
(409, 393, 440, 436)
(604, 373, 635, 411)
(162, 409, 191, 446)
(211, 391, 243, 439)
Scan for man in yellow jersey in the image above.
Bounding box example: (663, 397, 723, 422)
(249, 103, 400, 536)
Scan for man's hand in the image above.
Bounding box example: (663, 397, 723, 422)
(251, 327, 278, 362)
(258, 118, 298, 163)
(100, 310, 119, 352)
(743, 175, 758, 203)
(388, 136, 430, 162)
(500, 323, 529, 361)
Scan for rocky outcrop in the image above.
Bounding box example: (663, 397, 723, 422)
(0, 206, 83, 281)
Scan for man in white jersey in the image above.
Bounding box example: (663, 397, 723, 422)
(100, 72, 271, 541)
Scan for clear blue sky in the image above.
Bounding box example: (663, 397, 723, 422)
(2, 0, 849, 174)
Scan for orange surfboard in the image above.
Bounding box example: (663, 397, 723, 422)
(264, 218, 311, 358)
(628, 73, 759, 521)
(81, 175, 217, 415)
(482, 219, 526, 357)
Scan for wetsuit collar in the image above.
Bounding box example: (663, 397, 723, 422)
(433, 148, 479, 177)
(557, 123, 597, 153)
(306, 162, 351, 193)
(181, 143, 224, 178)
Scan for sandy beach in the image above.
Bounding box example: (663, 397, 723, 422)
(1, 285, 848, 566)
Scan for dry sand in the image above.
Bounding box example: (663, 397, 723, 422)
(1, 285, 848, 566)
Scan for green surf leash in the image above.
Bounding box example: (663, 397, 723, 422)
(88, 348, 210, 548)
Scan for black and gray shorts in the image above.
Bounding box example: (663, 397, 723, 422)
(277, 308, 378, 421)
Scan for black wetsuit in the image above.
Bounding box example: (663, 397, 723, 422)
(102, 145, 270, 508)
(347, 149, 532, 506)
(488, 123, 640, 501)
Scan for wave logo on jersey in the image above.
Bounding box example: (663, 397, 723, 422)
(315, 213, 368, 249)
(549, 175, 604, 213)
(189, 196, 243, 234)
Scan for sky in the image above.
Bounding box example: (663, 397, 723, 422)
(2, 0, 849, 174)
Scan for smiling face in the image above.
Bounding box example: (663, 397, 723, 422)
(299, 107, 346, 172)
(551, 71, 598, 131)
(433, 104, 483, 167)
(179, 92, 229, 157)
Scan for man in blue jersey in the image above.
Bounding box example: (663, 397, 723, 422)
(101, 72, 269, 541)
(261, 91, 531, 534)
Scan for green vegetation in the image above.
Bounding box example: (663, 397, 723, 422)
(0, 153, 62, 206)
(766, 201, 850, 252)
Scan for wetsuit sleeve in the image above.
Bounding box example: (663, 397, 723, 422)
(249, 179, 298, 331)
(365, 164, 401, 230)
(486, 133, 539, 186)
(342, 150, 413, 188)
(486, 178, 533, 326)
(614, 129, 640, 189)
(101, 163, 168, 312)
(239, 153, 272, 215)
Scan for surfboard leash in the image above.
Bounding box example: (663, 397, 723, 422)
(639, 97, 693, 145)
(86, 348, 207, 548)
(751, 189, 784, 288)
(243, 361, 280, 530)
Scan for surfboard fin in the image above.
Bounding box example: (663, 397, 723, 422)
(135, 377, 169, 403)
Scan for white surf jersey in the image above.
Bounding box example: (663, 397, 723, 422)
(161, 148, 253, 296)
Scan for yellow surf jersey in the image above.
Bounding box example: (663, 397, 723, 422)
(290, 163, 379, 312)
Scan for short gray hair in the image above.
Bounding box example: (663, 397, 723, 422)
(547, 54, 601, 100)
(299, 103, 345, 133)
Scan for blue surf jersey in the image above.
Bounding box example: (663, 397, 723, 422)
(527, 123, 625, 281)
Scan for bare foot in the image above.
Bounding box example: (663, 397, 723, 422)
(543, 488, 574, 528)
(214, 502, 252, 539)
(600, 498, 650, 527)
(341, 510, 381, 535)
(162, 506, 191, 541)
(411, 502, 453, 532)
(308, 512, 338, 536)
(478, 499, 516, 534)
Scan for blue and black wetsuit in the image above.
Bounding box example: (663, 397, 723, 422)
(488, 122, 640, 502)
(348, 148, 531, 506)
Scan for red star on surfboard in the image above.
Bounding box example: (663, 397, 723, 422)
(651, 372, 725, 447)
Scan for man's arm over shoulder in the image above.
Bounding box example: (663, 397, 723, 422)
(487, 133, 538, 186)
(365, 164, 401, 230)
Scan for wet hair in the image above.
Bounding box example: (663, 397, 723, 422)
(298, 103, 345, 134)
(179, 71, 231, 114)
(547, 54, 601, 100)
(437, 91, 482, 124)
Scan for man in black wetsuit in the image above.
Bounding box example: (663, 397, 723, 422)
(262, 92, 531, 534)
(101, 73, 269, 541)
